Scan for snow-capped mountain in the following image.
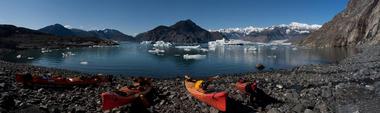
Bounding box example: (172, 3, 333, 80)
(212, 22, 321, 34)
(211, 22, 322, 42)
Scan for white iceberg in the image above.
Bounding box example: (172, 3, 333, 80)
(244, 47, 257, 51)
(62, 51, 75, 57)
(200, 48, 209, 52)
(148, 48, 165, 54)
(224, 39, 253, 45)
(270, 46, 278, 50)
(208, 38, 227, 48)
(175, 45, 201, 49)
(183, 54, 207, 60)
(41, 49, 52, 53)
(41, 48, 52, 53)
(153, 41, 172, 47)
(184, 48, 191, 52)
(140, 41, 152, 45)
(27, 57, 34, 60)
(16, 55, 21, 59)
(80, 61, 88, 65)
(269, 40, 292, 46)
(267, 55, 277, 58)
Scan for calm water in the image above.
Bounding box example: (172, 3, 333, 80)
(3, 42, 358, 77)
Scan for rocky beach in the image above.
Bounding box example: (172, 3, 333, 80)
(0, 46, 379, 113)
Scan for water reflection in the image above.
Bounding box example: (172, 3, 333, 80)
(3, 42, 357, 77)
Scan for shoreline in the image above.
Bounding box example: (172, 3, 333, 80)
(1, 47, 380, 113)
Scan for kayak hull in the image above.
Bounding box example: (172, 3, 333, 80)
(101, 92, 138, 110)
(184, 80, 227, 112)
(235, 81, 257, 95)
(235, 82, 249, 94)
(101, 86, 152, 110)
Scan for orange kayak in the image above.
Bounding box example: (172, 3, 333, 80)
(235, 80, 257, 95)
(184, 79, 227, 112)
(101, 86, 152, 110)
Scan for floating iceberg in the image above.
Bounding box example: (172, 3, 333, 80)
(80, 61, 88, 65)
(269, 40, 292, 46)
(140, 41, 152, 45)
(224, 39, 253, 45)
(244, 47, 257, 51)
(270, 46, 278, 50)
(41, 48, 52, 53)
(27, 57, 34, 60)
(175, 45, 200, 52)
(16, 55, 21, 59)
(175, 45, 201, 49)
(183, 54, 207, 60)
(148, 48, 165, 54)
(267, 55, 277, 58)
(62, 52, 75, 57)
(200, 48, 209, 52)
(208, 38, 253, 49)
(153, 41, 172, 47)
(208, 38, 227, 48)
(184, 48, 191, 52)
(41, 49, 52, 53)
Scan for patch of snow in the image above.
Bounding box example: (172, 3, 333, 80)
(64, 25, 72, 29)
(211, 22, 321, 35)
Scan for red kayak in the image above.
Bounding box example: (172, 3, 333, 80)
(184, 79, 227, 112)
(101, 79, 152, 110)
(15, 73, 110, 86)
(235, 80, 257, 95)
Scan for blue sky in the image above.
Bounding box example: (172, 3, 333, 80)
(0, 0, 349, 35)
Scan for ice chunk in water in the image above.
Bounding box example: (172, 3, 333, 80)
(153, 41, 172, 47)
(183, 54, 206, 60)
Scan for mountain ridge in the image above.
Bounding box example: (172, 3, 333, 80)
(0, 24, 115, 49)
(135, 19, 224, 43)
(212, 22, 321, 42)
(39, 24, 135, 41)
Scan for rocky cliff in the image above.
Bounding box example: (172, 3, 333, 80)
(298, 0, 380, 47)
